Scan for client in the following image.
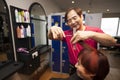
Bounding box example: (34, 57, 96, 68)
(50, 42, 110, 80)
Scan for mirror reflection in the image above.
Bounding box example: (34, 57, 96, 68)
(29, 3, 47, 47)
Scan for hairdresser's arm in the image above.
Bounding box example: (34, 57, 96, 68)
(71, 31, 116, 46)
(90, 32, 116, 46)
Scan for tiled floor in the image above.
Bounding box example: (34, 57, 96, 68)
(102, 49, 120, 80)
(105, 68, 120, 80)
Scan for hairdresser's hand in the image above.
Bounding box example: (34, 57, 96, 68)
(71, 31, 94, 44)
(48, 26, 65, 40)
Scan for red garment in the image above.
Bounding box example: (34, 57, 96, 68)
(63, 26, 104, 65)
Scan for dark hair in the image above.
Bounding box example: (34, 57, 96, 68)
(65, 7, 83, 22)
(93, 52, 110, 80)
(78, 42, 110, 80)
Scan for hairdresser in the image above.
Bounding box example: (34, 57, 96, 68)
(48, 7, 116, 75)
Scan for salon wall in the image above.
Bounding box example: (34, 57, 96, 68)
(85, 13, 102, 28)
(6, 0, 62, 14)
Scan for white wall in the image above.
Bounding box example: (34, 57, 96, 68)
(85, 13, 102, 28)
(6, 0, 62, 14)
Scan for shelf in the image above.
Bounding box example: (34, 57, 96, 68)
(10, 5, 32, 50)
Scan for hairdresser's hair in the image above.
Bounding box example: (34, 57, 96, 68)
(78, 43, 110, 80)
(65, 7, 83, 22)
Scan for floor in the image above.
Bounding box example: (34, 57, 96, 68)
(102, 49, 120, 80)
(39, 68, 69, 80)
(39, 49, 120, 80)
(0, 52, 7, 61)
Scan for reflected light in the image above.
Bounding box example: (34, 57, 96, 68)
(106, 9, 110, 12)
(72, 1, 75, 4)
(87, 10, 90, 13)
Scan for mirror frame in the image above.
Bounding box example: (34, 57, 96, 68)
(0, 0, 14, 61)
(29, 2, 48, 46)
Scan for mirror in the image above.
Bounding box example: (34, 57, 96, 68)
(0, 0, 14, 63)
(29, 2, 48, 48)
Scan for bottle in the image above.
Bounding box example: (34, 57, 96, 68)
(21, 11, 25, 22)
(26, 25, 31, 37)
(18, 12, 22, 22)
(15, 9, 19, 22)
(16, 26, 21, 38)
(20, 25, 25, 38)
(25, 10, 30, 23)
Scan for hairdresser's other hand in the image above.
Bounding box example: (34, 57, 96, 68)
(49, 26, 65, 40)
(71, 31, 94, 44)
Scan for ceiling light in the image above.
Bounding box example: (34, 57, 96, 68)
(106, 9, 110, 12)
(87, 10, 90, 13)
(72, 1, 75, 4)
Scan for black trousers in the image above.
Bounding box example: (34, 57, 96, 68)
(69, 64, 76, 75)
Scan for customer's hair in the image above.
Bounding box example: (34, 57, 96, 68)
(78, 42, 110, 80)
(65, 7, 83, 22)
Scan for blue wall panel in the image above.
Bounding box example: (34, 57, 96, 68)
(51, 15, 70, 73)
(51, 15, 61, 72)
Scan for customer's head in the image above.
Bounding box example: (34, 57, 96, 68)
(75, 43, 110, 80)
(65, 7, 84, 30)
